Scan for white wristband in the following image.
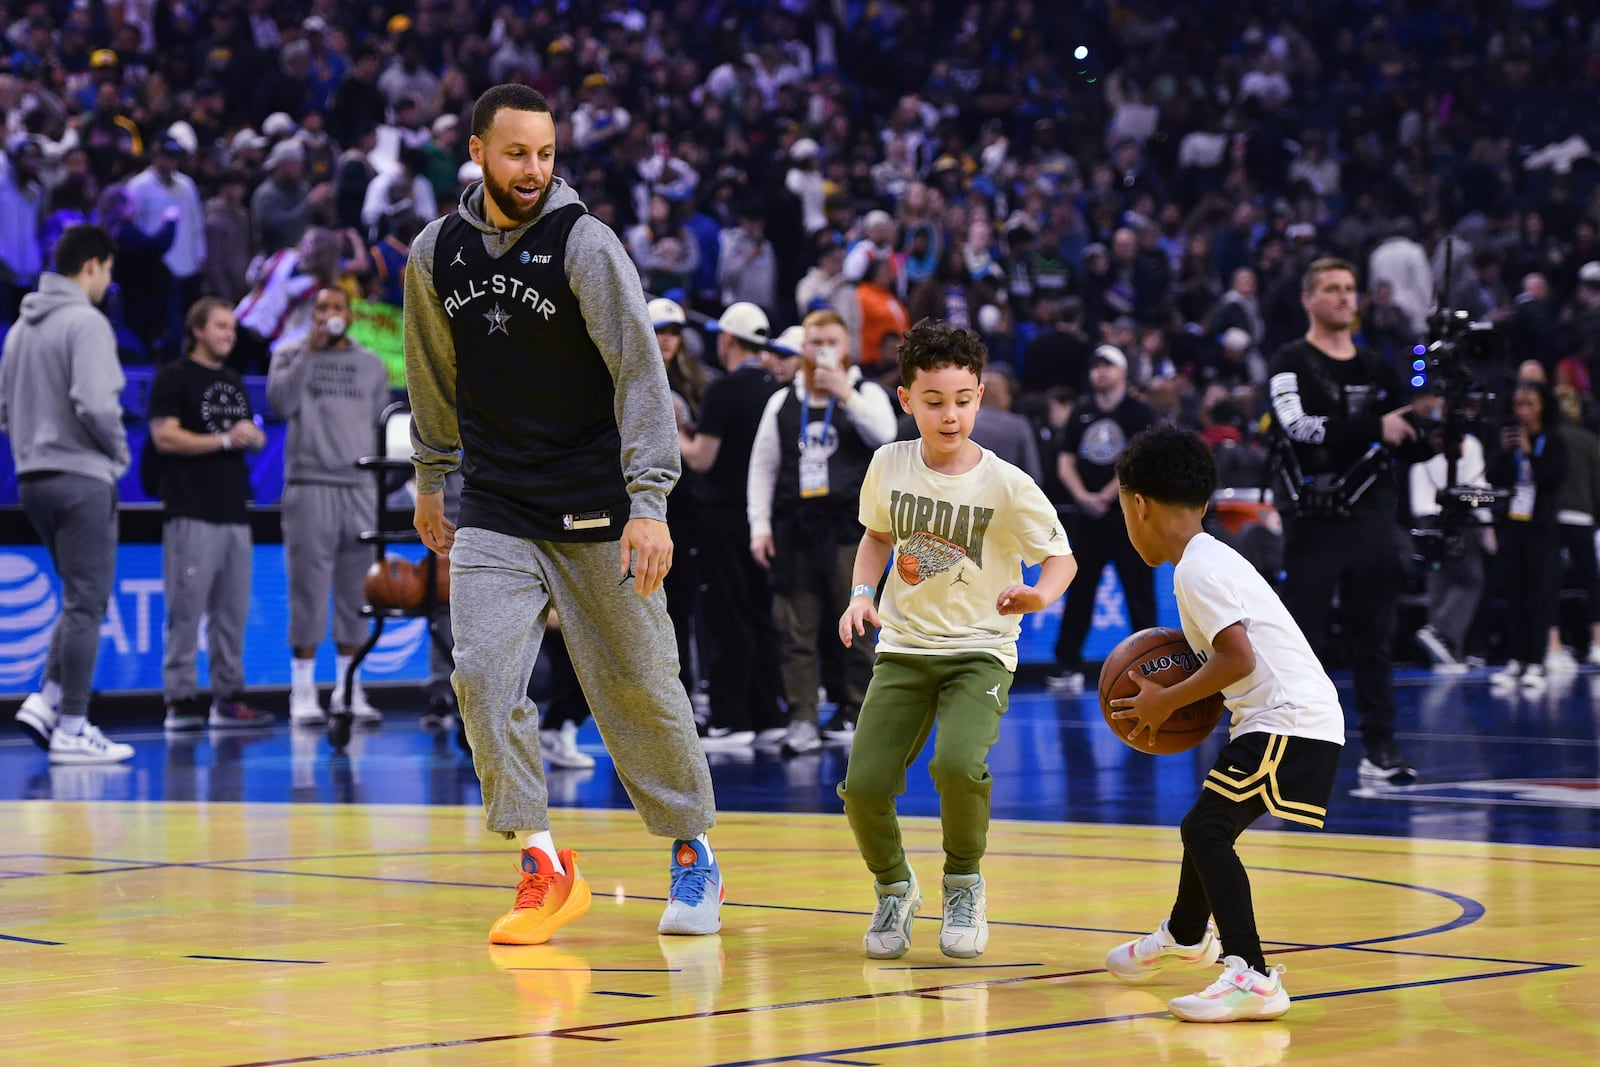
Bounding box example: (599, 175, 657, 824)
(851, 583, 876, 600)
(218, 434, 230, 451)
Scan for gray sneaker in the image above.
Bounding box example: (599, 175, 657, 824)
(864, 875, 921, 960)
(939, 873, 989, 958)
(782, 718, 821, 755)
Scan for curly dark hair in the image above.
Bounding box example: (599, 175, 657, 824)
(1115, 425, 1217, 509)
(897, 317, 987, 387)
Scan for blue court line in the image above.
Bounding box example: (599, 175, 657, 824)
(0, 932, 63, 945)
(503, 967, 679, 974)
(186, 954, 326, 965)
(878, 963, 1041, 970)
(702, 961, 1577, 1067)
(207, 954, 1581, 1067)
(8, 853, 1504, 961)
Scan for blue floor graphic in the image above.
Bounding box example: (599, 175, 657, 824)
(4, 667, 1599, 849)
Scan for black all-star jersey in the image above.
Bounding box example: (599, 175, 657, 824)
(431, 205, 630, 542)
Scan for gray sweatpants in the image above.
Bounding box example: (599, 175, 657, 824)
(450, 525, 716, 840)
(162, 518, 253, 702)
(17, 473, 118, 718)
(281, 483, 371, 648)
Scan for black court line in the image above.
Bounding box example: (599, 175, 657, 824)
(504, 967, 679, 973)
(592, 990, 655, 998)
(0, 932, 63, 945)
(186, 955, 326, 965)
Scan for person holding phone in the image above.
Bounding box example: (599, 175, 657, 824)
(267, 286, 392, 725)
(748, 310, 898, 753)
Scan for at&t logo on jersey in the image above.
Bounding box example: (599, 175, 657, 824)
(0, 553, 60, 689)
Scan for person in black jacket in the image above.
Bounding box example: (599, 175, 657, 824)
(1486, 381, 1567, 692)
(1267, 257, 1430, 785)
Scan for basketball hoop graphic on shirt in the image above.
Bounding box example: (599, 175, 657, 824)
(895, 530, 967, 586)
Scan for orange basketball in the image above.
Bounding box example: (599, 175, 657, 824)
(1097, 627, 1226, 755)
(364, 555, 426, 609)
(896, 552, 923, 586)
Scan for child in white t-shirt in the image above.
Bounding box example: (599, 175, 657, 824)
(1104, 425, 1345, 1023)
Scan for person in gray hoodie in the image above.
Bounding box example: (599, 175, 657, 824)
(404, 84, 720, 946)
(0, 225, 135, 765)
(266, 286, 391, 726)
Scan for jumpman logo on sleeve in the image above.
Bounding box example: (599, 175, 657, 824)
(985, 684, 1003, 707)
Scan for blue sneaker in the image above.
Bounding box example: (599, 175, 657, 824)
(658, 839, 724, 935)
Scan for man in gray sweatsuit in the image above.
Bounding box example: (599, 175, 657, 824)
(267, 286, 391, 726)
(0, 225, 134, 765)
(405, 84, 720, 945)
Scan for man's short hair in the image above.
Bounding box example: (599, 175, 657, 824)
(54, 224, 114, 277)
(1301, 256, 1357, 294)
(471, 84, 553, 140)
(801, 309, 848, 333)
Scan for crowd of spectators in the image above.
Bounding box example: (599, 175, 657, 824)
(4, 2, 1600, 535)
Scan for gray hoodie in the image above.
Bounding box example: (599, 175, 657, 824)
(266, 335, 391, 487)
(403, 177, 680, 523)
(0, 272, 129, 483)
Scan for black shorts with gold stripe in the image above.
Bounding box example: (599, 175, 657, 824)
(1201, 731, 1343, 829)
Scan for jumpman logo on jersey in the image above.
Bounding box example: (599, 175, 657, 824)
(986, 684, 1002, 707)
(451, 247, 466, 267)
(951, 569, 971, 587)
(484, 302, 511, 335)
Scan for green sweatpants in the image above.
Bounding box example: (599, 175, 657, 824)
(837, 651, 1012, 883)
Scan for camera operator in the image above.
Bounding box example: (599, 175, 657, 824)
(1409, 393, 1495, 673)
(1268, 257, 1431, 785)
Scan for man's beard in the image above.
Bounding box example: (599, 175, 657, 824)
(483, 172, 548, 227)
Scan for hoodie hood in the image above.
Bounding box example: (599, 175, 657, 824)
(456, 176, 585, 247)
(18, 272, 95, 325)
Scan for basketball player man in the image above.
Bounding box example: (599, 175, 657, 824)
(404, 84, 721, 945)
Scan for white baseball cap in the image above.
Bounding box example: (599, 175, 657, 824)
(1220, 327, 1253, 351)
(1580, 261, 1600, 285)
(1092, 344, 1128, 370)
(647, 297, 686, 329)
(773, 325, 805, 356)
(708, 301, 770, 345)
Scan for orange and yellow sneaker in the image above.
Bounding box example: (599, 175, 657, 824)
(488, 847, 592, 945)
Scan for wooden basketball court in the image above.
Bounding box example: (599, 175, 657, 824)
(7, 800, 1597, 1065)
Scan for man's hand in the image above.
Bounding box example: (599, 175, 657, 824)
(414, 489, 456, 555)
(621, 517, 673, 598)
(1381, 405, 1417, 446)
(750, 533, 775, 568)
(1077, 490, 1108, 518)
(226, 420, 265, 451)
(809, 362, 849, 399)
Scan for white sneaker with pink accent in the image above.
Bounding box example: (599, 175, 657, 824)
(1105, 918, 1220, 983)
(1167, 954, 1290, 1022)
